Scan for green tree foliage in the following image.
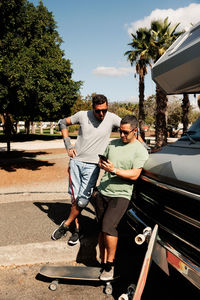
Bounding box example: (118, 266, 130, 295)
(125, 28, 151, 139)
(0, 0, 82, 149)
(70, 96, 92, 115)
(109, 102, 138, 118)
(167, 98, 182, 130)
(149, 17, 183, 147)
(144, 95, 156, 126)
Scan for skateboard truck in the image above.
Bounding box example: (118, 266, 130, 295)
(135, 226, 152, 245)
(118, 283, 136, 300)
(48, 277, 113, 294)
(119, 224, 158, 300)
(39, 265, 118, 295)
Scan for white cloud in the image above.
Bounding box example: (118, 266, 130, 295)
(93, 66, 133, 77)
(127, 3, 200, 35)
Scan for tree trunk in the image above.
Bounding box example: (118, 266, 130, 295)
(31, 122, 36, 134)
(2, 113, 13, 152)
(182, 94, 190, 133)
(50, 122, 54, 135)
(198, 95, 200, 109)
(40, 122, 43, 134)
(138, 75, 145, 140)
(16, 122, 20, 133)
(25, 120, 30, 135)
(155, 85, 168, 148)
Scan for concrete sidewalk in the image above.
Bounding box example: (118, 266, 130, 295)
(0, 138, 69, 151)
(0, 139, 99, 267)
(0, 189, 99, 267)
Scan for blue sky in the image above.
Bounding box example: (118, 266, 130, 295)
(31, 0, 200, 106)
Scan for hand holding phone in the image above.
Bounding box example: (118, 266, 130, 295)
(98, 154, 108, 162)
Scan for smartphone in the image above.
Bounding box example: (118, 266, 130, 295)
(98, 154, 108, 162)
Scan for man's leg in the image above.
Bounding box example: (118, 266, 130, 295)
(104, 233, 118, 263)
(98, 232, 107, 264)
(67, 162, 100, 245)
(99, 233, 117, 281)
(51, 159, 81, 241)
(100, 196, 129, 280)
(64, 204, 79, 228)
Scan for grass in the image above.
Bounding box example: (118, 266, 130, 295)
(0, 130, 120, 143)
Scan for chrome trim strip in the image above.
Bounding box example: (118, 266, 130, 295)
(127, 209, 200, 289)
(139, 191, 200, 228)
(128, 208, 200, 253)
(164, 206, 200, 228)
(141, 175, 200, 201)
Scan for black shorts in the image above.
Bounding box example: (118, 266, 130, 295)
(94, 191, 129, 237)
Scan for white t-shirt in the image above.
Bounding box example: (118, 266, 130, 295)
(70, 110, 121, 163)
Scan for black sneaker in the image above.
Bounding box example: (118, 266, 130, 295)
(68, 229, 80, 245)
(51, 221, 69, 240)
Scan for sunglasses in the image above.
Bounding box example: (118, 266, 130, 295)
(119, 129, 134, 136)
(94, 109, 108, 114)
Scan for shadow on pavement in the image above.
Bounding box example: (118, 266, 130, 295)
(0, 151, 54, 172)
(34, 201, 100, 266)
(34, 201, 71, 225)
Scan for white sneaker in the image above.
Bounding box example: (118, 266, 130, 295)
(100, 266, 114, 281)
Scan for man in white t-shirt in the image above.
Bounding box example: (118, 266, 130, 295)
(51, 94, 121, 245)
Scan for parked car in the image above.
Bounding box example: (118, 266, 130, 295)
(127, 21, 200, 290)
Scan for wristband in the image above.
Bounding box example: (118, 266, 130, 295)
(111, 168, 117, 175)
(63, 137, 73, 150)
(58, 118, 67, 130)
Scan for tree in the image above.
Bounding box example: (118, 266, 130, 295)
(167, 97, 182, 135)
(70, 96, 92, 115)
(0, 0, 82, 150)
(182, 94, 190, 133)
(144, 95, 156, 126)
(149, 17, 183, 147)
(125, 28, 151, 140)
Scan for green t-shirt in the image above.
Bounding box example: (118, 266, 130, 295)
(98, 138, 149, 200)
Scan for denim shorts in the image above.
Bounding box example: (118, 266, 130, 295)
(68, 158, 100, 208)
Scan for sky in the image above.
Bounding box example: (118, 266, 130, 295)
(31, 0, 200, 106)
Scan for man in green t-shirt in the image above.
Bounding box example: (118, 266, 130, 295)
(94, 115, 149, 281)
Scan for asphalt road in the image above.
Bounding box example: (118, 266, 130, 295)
(0, 139, 199, 300)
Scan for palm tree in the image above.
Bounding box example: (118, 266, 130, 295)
(150, 17, 183, 147)
(125, 28, 151, 140)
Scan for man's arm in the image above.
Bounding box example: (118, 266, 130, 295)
(58, 117, 77, 157)
(112, 167, 142, 181)
(99, 160, 142, 181)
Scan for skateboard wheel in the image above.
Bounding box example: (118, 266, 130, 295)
(105, 282, 113, 295)
(118, 293, 129, 300)
(127, 283, 136, 294)
(127, 283, 136, 297)
(135, 233, 145, 245)
(49, 280, 59, 291)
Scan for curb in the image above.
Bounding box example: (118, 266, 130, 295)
(0, 241, 79, 267)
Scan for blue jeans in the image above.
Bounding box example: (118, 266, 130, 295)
(68, 158, 100, 208)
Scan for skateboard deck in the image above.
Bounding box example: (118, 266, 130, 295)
(40, 265, 119, 294)
(40, 265, 102, 281)
(132, 224, 158, 300)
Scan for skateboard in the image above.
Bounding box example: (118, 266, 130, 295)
(118, 224, 158, 300)
(40, 265, 119, 295)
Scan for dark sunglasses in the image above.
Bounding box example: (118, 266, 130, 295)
(94, 109, 108, 114)
(119, 129, 134, 136)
